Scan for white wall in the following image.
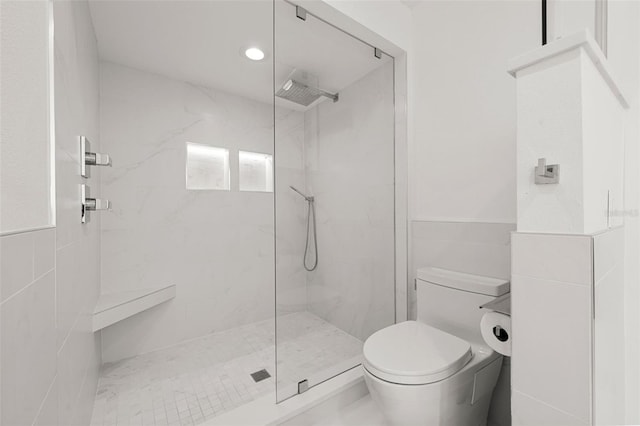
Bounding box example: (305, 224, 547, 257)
(411, 0, 539, 224)
(304, 61, 396, 342)
(511, 232, 594, 425)
(1, 1, 102, 425)
(607, 1, 640, 423)
(1, 228, 56, 425)
(99, 63, 303, 362)
(552, 1, 640, 421)
(513, 39, 626, 235)
(53, 1, 102, 423)
(309, 0, 412, 323)
(594, 227, 626, 425)
(321, 0, 412, 53)
(0, 0, 52, 233)
(409, 3, 539, 425)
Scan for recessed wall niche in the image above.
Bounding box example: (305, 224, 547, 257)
(185, 142, 230, 190)
(239, 150, 274, 193)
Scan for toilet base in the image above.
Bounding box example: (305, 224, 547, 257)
(363, 354, 502, 426)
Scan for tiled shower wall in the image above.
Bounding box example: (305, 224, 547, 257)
(1, 229, 56, 426)
(98, 63, 305, 362)
(1, 226, 100, 426)
(53, 1, 102, 424)
(304, 61, 396, 342)
(0, 1, 102, 425)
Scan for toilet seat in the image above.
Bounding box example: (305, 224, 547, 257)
(363, 321, 472, 385)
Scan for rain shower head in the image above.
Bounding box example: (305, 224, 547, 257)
(276, 79, 338, 107)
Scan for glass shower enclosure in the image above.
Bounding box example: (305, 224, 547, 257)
(84, 0, 397, 422)
(274, 0, 396, 401)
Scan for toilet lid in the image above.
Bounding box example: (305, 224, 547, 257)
(363, 321, 472, 385)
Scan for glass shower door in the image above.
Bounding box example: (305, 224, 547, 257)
(273, 0, 396, 402)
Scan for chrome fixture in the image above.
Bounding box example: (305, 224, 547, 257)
(289, 185, 313, 202)
(80, 136, 112, 178)
(534, 157, 559, 184)
(296, 5, 307, 21)
(297, 379, 309, 394)
(290, 186, 318, 271)
(276, 79, 338, 107)
(81, 184, 111, 224)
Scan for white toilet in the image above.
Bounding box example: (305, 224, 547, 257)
(363, 267, 510, 426)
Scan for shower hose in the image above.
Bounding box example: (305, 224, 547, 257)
(303, 198, 318, 271)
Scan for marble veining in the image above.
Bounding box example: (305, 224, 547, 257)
(99, 63, 305, 362)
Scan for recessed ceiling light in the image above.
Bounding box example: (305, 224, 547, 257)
(245, 47, 265, 61)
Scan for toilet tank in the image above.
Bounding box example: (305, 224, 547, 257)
(416, 267, 510, 345)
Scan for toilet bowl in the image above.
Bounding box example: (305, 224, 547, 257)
(362, 267, 509, 426)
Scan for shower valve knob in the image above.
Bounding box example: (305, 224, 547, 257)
(80, 136, 112, 178)
(85, 152, 111, 167)
(81, 184, 111, 224)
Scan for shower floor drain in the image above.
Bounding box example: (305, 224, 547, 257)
(250, 369, 271, 383)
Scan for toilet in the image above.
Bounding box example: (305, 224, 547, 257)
(363, 267, 510, 426)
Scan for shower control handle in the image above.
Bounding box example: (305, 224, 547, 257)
(81, 184, 111, 224)
(80, 136, 112, 178)
(85, 152, 111, 167)
(84, 198, 111, 211)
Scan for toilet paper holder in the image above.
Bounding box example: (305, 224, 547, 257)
(493, 325, 509, 342)
(479, 293, 511, 316)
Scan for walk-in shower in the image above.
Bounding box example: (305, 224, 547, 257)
(76, 0, 397, 423)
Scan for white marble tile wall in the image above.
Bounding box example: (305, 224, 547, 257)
(0, 0, 52, 233)
(99, 63, 305, 362)
(275, 99, 307, 316)
(53, 1, 103, 424)
(0, 229, 56, 426)
(593, 227, 625, 425)
(513, 37, 627, 235)
(303, 61, 396, 342)
(1, 2, 103, 425)
(511, 232, 593, 425)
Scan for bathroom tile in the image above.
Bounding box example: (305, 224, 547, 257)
(99, 63, 285, 360)
(33, 378, 59, 426)
(91, 312, 362, 426)
(302, 61, 396, 342)
(1, 270, 56, 426)
(33, 228, 55, 278)
(511, 274, 591, 422)
(0, 231, 34, 302)
(512, 391, 588, 426)
(57, 318, 100, 426)
(411, 221, 514, 279)
(594, 263, 626, 426)
(592, 227, 624, 282)
(410, 220, 515, 324)
(412, 221, 515, 246)
(511, 232, 593, 285)
(55, 243, 82, 349)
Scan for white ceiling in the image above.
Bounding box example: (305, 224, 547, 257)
(88, 0, 391, 107)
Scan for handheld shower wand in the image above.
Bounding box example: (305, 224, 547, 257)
(289, 186, 318, 271)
